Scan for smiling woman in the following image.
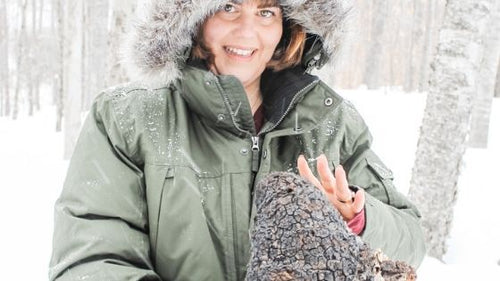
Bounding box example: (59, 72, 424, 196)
(195, 1, 284, 113)
(49, 0, 426, 280)
(192, 0, 306, 113)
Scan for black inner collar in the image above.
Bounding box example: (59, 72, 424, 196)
(260, 66, 318, 124)
(185, 59, 319, 127)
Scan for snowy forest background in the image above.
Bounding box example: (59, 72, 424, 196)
(1, 0, 499, 279)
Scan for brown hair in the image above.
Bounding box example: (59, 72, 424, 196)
(267, 20, 306, 71)
(191, 3, 306, 71)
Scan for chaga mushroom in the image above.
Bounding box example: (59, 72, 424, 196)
(246, 172, 416, 281)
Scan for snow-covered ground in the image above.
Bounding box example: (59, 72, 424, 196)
(344, 88, 500, 280)
(1, 87, 499, 280)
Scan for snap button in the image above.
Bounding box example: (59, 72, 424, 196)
(314, 54, 321, 61)
(324, 97, 333, 106)
(217, 114, 225, 121)
(205, 81, 212, 86)
(240, 148, 249, 155)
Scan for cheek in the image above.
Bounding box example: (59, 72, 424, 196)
(201, 19, 222, 50)
(266, 25, 283, 51)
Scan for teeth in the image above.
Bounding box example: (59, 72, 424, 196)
(225, 47, 254, 57)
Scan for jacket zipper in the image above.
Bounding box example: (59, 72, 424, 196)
(213, 76, 319, 279)
(249, 80, 319, 173)
(251, 136, 260, 172)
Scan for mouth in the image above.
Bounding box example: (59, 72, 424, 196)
(224, 46, 256, 58)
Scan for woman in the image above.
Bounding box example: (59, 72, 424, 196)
(49, 0, 426, 280)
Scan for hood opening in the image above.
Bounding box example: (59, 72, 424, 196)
(125, 0, 352, 86)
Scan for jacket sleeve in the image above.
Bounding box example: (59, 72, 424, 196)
(343, 126, 426, 269)
(49, 94, 161, 281)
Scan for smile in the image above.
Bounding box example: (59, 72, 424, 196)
(224, 46, 256, 57)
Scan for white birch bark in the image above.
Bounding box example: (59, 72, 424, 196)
(418, 0, 445, 92)
(107, 0, 136, 86)
(409, 0, 495, 259)
(38, 0, 44, 33)
(0, 0, 9, 116)
(388, 0, 410, 87)
(85, 0, 109, 110)
(364, 0, 388, 89)
(34, 0, 43, 112)
(468, 2, 500, 148)
(407, 0, 429, 92)
(54, 0, 63, 132)
(63, 0, 84, 159)
(33, 0, 44, 111)
(82, 1, 89, 110)
(319, 0, 371, 89)
(13, 0, 28, 120)
(496, 61, 500, 97)
(27, 0, 36, 116)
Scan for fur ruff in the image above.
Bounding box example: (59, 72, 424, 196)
(124, 0, 353, 86)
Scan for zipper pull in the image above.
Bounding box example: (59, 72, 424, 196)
(251, 136, 260, 172)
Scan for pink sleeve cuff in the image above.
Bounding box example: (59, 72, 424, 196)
(347, 208, 366, 235)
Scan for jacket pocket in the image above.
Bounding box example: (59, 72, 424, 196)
(198, 172, 232, 259)
(145, 165, 174, 262)
(365, 151, 398, 205)
(154, 167, 228, 280)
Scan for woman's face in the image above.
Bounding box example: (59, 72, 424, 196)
(202, 0, 283, 89)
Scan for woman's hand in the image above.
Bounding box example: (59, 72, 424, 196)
(297, 154, 365, 221)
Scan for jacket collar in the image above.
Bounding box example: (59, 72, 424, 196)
(179, 63, 319, 136)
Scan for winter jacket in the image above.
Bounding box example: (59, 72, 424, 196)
(49, 1, 426, 280)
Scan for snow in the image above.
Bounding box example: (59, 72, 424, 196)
(344, 87, 500, 280)
(1, 87, 499, 279)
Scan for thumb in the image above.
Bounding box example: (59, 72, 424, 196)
(353, 189, 365, 214)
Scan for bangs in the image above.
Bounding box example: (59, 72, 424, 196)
(257, 0, 280, 8)
(229, 0, 280, 8)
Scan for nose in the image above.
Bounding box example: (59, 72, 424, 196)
(233, 12, 257, 39)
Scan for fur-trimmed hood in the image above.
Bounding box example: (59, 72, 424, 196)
(125, 0, 352, 85)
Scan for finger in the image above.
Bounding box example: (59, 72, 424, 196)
(334, 165, 351, 201)
(297, 155, 322, 188)
(316, 154, 336, 194)
(353, 189, 365, 214)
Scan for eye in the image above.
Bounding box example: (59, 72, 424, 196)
(222, 3, 236, 13)
(259, 9, 275, 18)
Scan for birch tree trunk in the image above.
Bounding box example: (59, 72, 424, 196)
(417, 0, 447, 92)
(34, 0, 43, 111)
(468, 2, 500, 148)
(388, 0, 411, 87)
(409, 0, 495, 260)
(0, 0, 9, 116)
(320, 0, 371, 89)
(406, 0, 437, 92)
(54, 0, 64, 132)
(63, 1, 84, 159)
(107, 0, 136, 86)
(28, 0, 36, 116)
(38, 0, 44, 33)
(82, 1, 89, 111)
(13, 0, 29, 120)
(85, 0, 109, 110)
(496, 61, 500, 97)
(364, 0, 388, 89)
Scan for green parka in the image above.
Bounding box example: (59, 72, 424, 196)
(50, 1, 426, 280)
